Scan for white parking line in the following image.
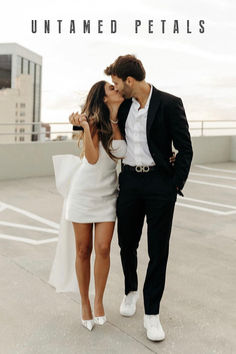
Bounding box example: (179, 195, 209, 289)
(185, 165, 236, 214)
(188, 179, 236, 190)
(176, 196, 236, 215)
(0, 221, 58, 234)
(183, 197, 236, 209)
(0, 205, 7, 212)
(195, 165, 236, 174)
(0, 201, 59, 229)
(0, 201, 60, 245)
(0, 233, 58, 245)
(190, 172, 236, 181)
(176, 202, 236, 215)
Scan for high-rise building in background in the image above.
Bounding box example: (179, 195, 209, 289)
(0, 43, 42, 143)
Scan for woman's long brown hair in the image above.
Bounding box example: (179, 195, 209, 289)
(77, 80, 118, 161)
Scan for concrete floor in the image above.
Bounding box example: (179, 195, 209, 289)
(0, 162, 236, 354)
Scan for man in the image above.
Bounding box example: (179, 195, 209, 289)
(104, 55, 193, 341)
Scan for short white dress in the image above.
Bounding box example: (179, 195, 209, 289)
(48, 139, 127, 292)
(65, 139, 127, 223)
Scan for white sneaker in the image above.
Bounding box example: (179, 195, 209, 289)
(120, 291, 139, 317)
(144, 314, 165, 341)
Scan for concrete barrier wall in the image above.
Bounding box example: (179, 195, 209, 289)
(230, 136, 236, 162)
(191, 136, 231, 164)
(0, 141, 80, 181)
(0, 136, 235, 181)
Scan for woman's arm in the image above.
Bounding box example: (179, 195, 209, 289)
(83, 123, 99, 164)
(69, 113, 99, 164)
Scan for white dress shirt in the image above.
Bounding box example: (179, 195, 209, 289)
(123, 84, 155, 166)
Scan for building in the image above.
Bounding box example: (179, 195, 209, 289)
(0, 43, 42, 143)
(40, 123, 51, 141)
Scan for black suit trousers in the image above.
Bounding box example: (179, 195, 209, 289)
(117, 169, 177, 315)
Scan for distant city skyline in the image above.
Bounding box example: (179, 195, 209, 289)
(0, 0, 235, 124)
(0, 43, 42, 143)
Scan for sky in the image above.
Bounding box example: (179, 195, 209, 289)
(0, 0, 235, 125)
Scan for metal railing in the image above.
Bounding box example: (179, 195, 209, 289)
(189, 120, 236, 137)
(0, 122, 77, 142)
(0, 120, 236, 142)
(0, 122, 72, 136)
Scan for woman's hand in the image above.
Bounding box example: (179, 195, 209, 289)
(69, 112, 89, 129)
(169, 152, 176, 166)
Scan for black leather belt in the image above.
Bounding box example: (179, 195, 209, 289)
(121, 163, 158, 173)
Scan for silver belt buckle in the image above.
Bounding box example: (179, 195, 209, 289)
(143, 166, 150, 172)
(135, 165, 150, 173)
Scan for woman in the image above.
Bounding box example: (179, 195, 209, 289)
(49, 80, 175, 331)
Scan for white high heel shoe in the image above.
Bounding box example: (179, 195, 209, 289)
(81, 318, 95, 331)
(80, 303, 94, 331)
(94, 315, 107, 325)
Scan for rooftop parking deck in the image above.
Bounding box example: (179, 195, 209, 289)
(0, 161, 236, 354)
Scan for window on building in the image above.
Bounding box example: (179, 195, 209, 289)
(23, 58, 28, 74)
(30, 61, 35, 78)
(21, 57, 23, 74)
(19, 137, 25, 142)
(0, 55, 12, 89)
(31, 62, 42, 142)
(20, 112, 25, 117)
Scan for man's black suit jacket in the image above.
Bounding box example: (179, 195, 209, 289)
(117, 85, 193, 196)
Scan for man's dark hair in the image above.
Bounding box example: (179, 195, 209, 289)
(104, 54, 146, 81)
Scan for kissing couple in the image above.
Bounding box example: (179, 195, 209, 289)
(49, 54, 193, 341)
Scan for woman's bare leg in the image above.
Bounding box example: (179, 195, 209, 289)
(94, 221, 115, 317)
(73, 222, 93, 320)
